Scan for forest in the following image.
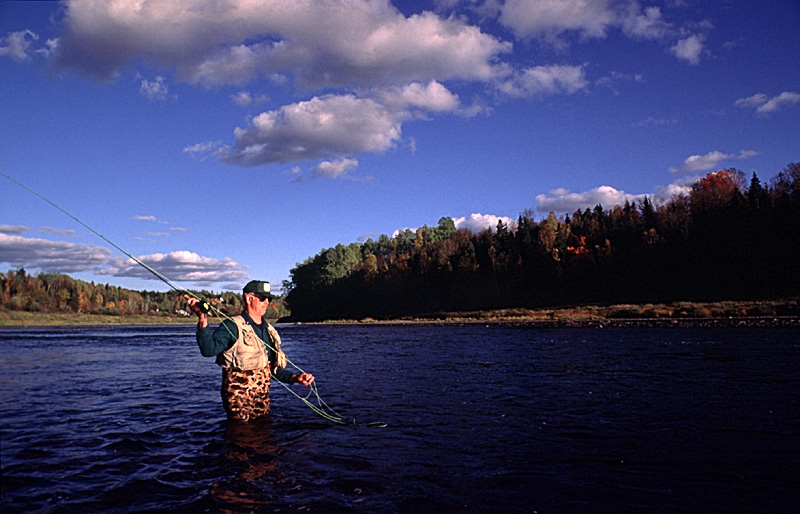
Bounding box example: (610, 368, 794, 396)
(284, 163, 800, 321)
(0, 271, 290, 320)
(3, 163, 798, 323)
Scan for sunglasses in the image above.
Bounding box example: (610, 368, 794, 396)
(249, 293, 271, 302)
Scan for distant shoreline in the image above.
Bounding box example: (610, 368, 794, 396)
(4, 298, 797, 328)
(0, 311, 201, 327)
(285, 316, 800, 328)
(3, 316, 798, 329)
(281, 298, 800, 328)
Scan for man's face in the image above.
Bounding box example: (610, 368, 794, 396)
(247, 293, 270, 317)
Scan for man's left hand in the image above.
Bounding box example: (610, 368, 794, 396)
(293, 373, 315, 386)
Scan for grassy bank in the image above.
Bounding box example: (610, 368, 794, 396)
(287, 298, 800, 326)
(2, 298, 798, 327)
(417, 298, 800, 322)
(0, 310, 292, 327)
(0, 311, 200, 327)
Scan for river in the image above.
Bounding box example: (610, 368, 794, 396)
(1, 324, 798, 513)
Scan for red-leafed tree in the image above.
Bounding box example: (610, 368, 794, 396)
(689, 169, 745, 216)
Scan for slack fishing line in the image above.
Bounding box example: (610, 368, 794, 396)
(2, 172, 385, 427)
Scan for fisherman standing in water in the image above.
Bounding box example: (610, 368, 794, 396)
(186, 280, 314, 421)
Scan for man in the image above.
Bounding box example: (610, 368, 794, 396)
(187, 280, 314, 421)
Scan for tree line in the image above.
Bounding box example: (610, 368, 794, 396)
(284, 163, 800, 321)
(0, 270, 289, 320)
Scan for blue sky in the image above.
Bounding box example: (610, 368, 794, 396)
(1, 0, 798, 294)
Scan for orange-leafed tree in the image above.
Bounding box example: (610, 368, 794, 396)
(689, 169, 745, 215)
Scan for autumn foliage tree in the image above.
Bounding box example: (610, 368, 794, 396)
(285, 164, 800, 321)
(0, 271, 289, 319)
(5, 164, 798, 321)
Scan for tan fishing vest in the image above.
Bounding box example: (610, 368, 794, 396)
(217, 316, 288, 371)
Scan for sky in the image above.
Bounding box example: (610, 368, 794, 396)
(1, 0, 798, 294)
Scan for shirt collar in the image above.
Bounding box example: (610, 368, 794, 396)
(240, 310, 263, 329)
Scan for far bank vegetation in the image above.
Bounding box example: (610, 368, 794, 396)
(3, 164, 799, 324)
(0, 271, 290, 321)
(285, 164, 800, 321)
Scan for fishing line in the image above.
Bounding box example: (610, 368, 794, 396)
(2, 172, 190, 298)
(2, 172, 384, 427)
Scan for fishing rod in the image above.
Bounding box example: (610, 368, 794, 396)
(2, 171, 383, 426)
(2, 172, 194, 298)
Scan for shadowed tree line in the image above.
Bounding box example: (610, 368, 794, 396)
(0, 271, 289, 320)
(285, 163, 800, 321)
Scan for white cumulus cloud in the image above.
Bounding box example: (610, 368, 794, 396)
(671, 33, 706, 65)
(139, 75, 171, 101)
(0, 30, 41, 61)
(183, 141, 224, 159)
(196, 81, 471, 170)
(101, 251, 251, 286)
(0, 225, 30, 235)
(533, 177, 701, 215)
(735, 91, 800, 115)
(391, 213, 517, 238)
(497, 0, 701, 67)
(452, 213, 517, 233)
(14, 0, 720, 176)
(499, 0, 616, 41)
(669, 150, 757, 175)
(312, 158, 360, 179)
(40, 227, 79, 236)
(0, 233, 112, 273)
(498, 64, 588, 98)
(377, 81, 461, 113)
(620, 4, 672, 40)
(231, 91, 253, 107)
(0, 233, 251, 288)
(535, 185, 645, 214)
(52, 0, 510, 87)
(220, 93, 403, 166)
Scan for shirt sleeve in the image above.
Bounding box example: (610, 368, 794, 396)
(271, 364, 295, 384)
(196, 319, 238, 357)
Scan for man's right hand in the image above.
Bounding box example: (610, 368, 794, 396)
(184, 295, 209, 328)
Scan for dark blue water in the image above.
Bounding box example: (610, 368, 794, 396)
(1, 324, 799, 513)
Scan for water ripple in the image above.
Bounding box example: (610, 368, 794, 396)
(2, 325, 799, 513)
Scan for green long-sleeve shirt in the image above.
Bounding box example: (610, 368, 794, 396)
(196, 311, 295, 383)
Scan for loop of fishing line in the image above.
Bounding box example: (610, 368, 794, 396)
(3, 172, 385, 427)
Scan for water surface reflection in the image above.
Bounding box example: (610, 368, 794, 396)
(1, 324, 799, 513)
